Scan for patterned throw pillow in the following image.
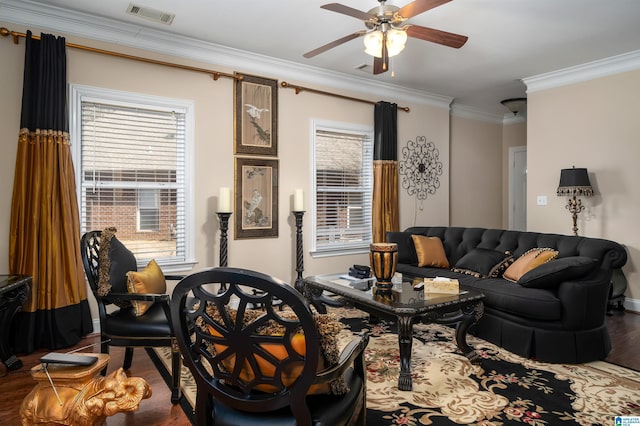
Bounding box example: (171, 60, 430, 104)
(452, 248, 514, 278)
(97, 227, 137, 308)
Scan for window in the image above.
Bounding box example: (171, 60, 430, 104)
(312, 121, 374, 256)
(137, 188, 160, 232)
(71, 85, 195, 271)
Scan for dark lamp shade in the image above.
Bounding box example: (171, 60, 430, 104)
(557, 167, 594, 196)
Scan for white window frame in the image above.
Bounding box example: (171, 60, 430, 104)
(311, 119, 374, 257)
(70, 84, 196, 272)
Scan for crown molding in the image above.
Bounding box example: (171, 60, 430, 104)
(450, 103, 505, 124)
(502, 113, 526, 125)
(0, 0, 453, 110)
(524, 50, 640, 93)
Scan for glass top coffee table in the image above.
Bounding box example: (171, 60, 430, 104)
(303, 273, 484, 391)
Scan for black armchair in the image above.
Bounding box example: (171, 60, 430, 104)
(80, 230, 182, 404)
(170, 267, 369, 426)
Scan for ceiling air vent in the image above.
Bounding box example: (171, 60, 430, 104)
(355, 63, 372, 72)
(126, 3, 175, 25)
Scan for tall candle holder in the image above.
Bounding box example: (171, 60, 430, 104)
(293, 210, 305, 293)
(216, 212, 232, 267)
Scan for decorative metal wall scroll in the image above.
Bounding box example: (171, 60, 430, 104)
(398, 136, 443, 200)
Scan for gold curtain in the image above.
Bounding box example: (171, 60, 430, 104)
(10, 129, 87, 312)
(372, 101, 399, 243)
(10, 31, 92, 353)
(372, 160, 399, 243)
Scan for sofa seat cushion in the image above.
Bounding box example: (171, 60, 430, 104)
(396, 265, 562, 322)
(464, 277, 562, 321)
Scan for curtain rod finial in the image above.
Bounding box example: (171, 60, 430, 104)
(0, 27, 22, 44)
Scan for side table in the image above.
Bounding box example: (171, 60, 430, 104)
(20, 353, 152, 425)
(0, 274, 31, 370)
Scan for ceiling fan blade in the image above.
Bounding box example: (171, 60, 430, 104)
(406, 25, 468, 48)
(303, 31, 366, 58)
(373, 56, 387, 74)
(397, 0, 452, 19)
(321, 3, 375, 22)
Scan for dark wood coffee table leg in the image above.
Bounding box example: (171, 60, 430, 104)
(454, 301, 484, 364)
(422, 300, 484, 365)
(396, 314, 414, 391)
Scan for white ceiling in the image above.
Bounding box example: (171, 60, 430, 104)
(3, 0, 640, 116)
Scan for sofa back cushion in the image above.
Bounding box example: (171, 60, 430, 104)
(386, 231, 418, 265)
(402, 226, 627, 271)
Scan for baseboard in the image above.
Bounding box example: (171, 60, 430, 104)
(624, 297, 640, 314)
(92, 319, 101, 333)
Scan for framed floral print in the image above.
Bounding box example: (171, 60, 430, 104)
(234, 73, 278, 156)
(234, 157, 279, 239)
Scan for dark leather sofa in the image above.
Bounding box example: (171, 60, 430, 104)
(387, 226, 628, 363)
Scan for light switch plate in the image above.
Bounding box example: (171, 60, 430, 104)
(537, 195, 548, 205)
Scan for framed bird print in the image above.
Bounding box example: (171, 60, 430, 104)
(234, 73, 278, 156)
(234, 157, 279, 239)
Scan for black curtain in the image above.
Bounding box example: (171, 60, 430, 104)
(372, 101, 399, 243)
(10, 31, 93, 353)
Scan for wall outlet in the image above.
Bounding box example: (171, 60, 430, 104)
(537, 195, 548, 206)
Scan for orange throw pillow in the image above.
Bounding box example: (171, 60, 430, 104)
(503, 248, 559, 282)
(207, 326, 331, 394)
(411, 235, 449, 268)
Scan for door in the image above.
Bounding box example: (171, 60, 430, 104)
(509, 146, 527, 231)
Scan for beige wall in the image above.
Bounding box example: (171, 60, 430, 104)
(502, 121, 527, 229)
(0, 22, 460, 322)
(397, 106, 451, 230)
(527, 69, 640, 303)
(449, 115, 503, 228)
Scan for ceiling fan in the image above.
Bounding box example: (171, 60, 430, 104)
(303, 0, 468, 75)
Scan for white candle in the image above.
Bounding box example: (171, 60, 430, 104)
(293, 189, 304, 211)
(219, 187, 232, 213)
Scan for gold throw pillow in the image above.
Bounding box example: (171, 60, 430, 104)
(127, 259, 166, 316)
(411, 235, 449, 268)
(503, 248, 559, 282)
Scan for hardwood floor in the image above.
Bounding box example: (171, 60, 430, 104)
(1, 310, 638, 425)
(0, 338, 191, 425)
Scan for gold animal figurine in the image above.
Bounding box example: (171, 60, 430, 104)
(20, 353, 151, 426)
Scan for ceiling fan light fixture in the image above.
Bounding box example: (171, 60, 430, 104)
(364, 28, 407, 58)
(387, 28, 407, 56)
(364, 30, 383, 57)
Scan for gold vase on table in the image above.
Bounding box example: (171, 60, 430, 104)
(369, 242, 398, 293)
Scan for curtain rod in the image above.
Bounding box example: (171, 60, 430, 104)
(0, 27, 240, 82)
(1, 27, 410, 110)
(280, 81, 410, 112)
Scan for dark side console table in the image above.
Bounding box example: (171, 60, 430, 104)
(0, 274, 31, 370)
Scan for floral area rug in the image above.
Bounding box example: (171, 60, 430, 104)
(151, 307, 640, 425)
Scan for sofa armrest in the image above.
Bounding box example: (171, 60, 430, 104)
(557, 270, 611, 329)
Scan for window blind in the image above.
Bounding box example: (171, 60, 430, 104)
(79, 100, 186, 263)
(314, 128, 373, 253)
